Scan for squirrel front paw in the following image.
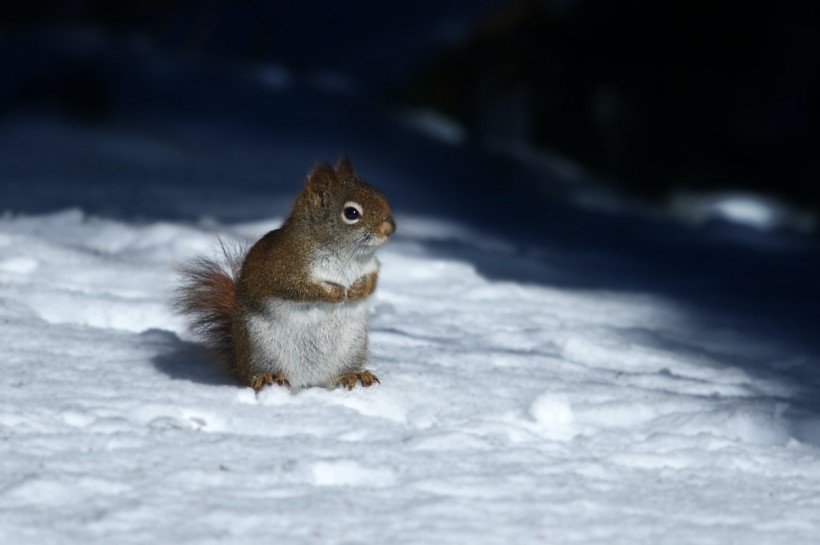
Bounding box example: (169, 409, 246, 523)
(346, 272, 377, 302)
(336, 370, 380, 390)
(319, 282, 347, 303)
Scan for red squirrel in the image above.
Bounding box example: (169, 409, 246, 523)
(174, 158, 395, 392)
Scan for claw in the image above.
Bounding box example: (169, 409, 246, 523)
(251, 373, 290, 393)
(358, 370, 380, 387)
(337, 374, 357, 390)
(336, 370, 380, 390)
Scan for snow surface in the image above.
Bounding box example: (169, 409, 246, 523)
(2, 34, 820, 544)
(2, 205, 820, 544)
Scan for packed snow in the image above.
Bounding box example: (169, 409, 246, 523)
(2, 34, 820, 544)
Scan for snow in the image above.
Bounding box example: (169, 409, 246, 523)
(2, 34, 820, 544)
(2, 203, 820, 544)
(400, 109, 467, 146)
(669, 192, 817, 234)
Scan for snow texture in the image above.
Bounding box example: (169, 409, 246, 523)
(2, 38, 820, 545)
(2, 207, 820, 544)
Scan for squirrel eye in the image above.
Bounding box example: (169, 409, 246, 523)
(341, 201, 363, 224)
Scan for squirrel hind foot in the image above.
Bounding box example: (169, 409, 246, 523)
(251, 373, 291, 393)
(336, 370, 380, 390)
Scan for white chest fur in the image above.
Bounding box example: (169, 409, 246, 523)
(309, 249, 379, 288)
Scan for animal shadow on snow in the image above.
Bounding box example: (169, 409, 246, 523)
(151, 333, 232, 387)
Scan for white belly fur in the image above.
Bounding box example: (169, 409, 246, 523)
(246, 251, 377, 388)
(246, 298, 370, 389)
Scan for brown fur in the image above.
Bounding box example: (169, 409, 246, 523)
(346, 271, 378, 301)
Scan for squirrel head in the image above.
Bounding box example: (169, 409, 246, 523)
(294, 158, 395, 254)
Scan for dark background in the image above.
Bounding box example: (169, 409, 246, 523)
(406, 0, 820, 211)
(2, 0, 818, 218)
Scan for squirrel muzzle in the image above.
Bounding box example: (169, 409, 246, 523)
(379, 217, 396, 239)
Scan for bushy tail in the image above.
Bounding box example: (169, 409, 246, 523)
(173, 240, 245, 367)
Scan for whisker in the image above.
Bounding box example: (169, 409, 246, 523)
(334, 232, 368, 285)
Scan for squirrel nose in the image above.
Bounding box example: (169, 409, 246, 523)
(380, 217, 396, 238)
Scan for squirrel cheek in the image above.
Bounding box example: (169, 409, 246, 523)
(379, 218, 396, 239)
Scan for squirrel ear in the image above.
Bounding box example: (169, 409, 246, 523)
(305, 162, 335, 207)
(335, 156, 356, 177)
